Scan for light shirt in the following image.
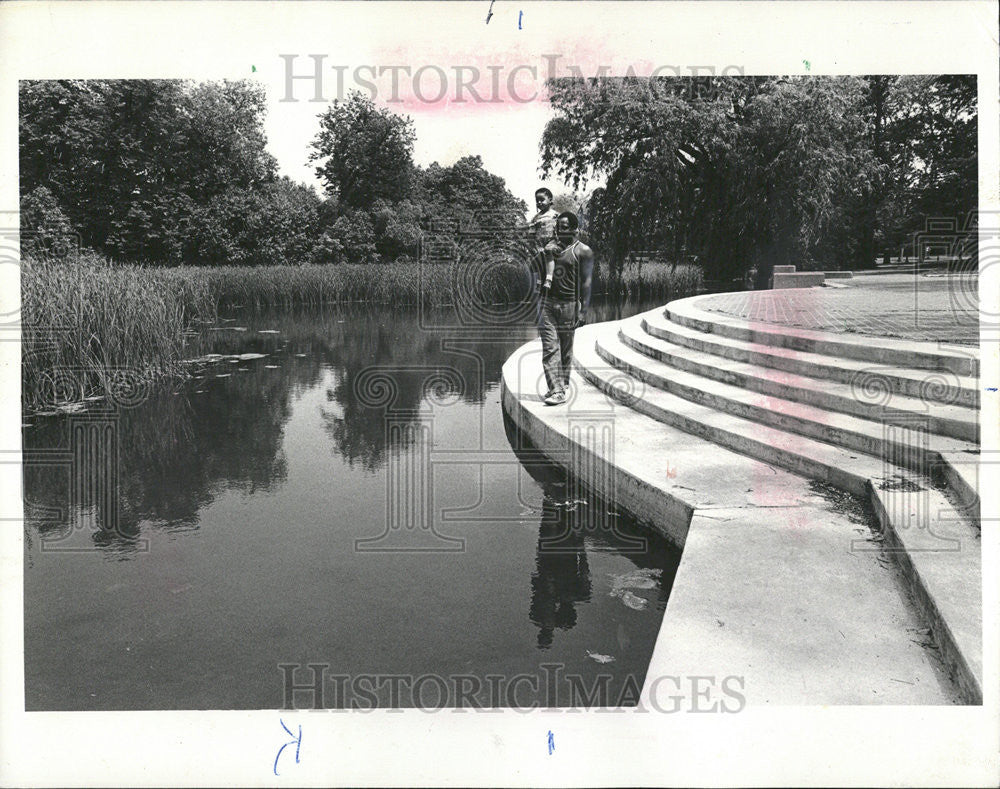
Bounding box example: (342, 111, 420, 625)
(528, 208, 558, 249)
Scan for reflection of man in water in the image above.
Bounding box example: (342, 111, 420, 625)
(528, 493, 592, 649)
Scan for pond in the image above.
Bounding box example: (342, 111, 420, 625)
(23, 299, 682, 709)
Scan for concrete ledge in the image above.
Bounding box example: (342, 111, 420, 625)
(625, 314, 978, 443)
(824, 270, 854, 279)
(773, 272, 825, 288)
(868, 483, 982, 703)
(647, 308, 980, 408)
(501, 335, 967, 705)
(772, 264, 797, 273)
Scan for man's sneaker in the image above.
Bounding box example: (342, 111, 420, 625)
(543, 390, 567, 406)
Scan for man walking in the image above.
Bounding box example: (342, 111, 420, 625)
(539, 212, 594, 406)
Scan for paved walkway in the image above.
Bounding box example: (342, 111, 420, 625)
(699, 272, 979, 345)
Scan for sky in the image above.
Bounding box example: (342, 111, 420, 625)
(261, 63, 574, 216)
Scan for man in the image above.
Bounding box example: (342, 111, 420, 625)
(539, 212, 594, 406)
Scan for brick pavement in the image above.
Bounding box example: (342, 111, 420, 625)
(698, 272, 979, 345)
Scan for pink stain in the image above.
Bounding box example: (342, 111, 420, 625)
(741, 286, 824, 509)
(353, 42, 661, 116)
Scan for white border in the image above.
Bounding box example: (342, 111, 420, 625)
(1, 2, 997, 786)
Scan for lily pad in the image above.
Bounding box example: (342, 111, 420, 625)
(608, 568, 661, 594)
(616, 590, 648, 610)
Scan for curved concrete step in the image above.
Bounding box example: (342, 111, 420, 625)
(597, 325, 979, 518)
(577, 337, 900, 499)
(644, 309, 980, 409)
(572, 330, 981, 700)
(503, 336, 977, 704)
(868, 482, 982, 704)
(621, 313, 978, 443)
(668, 294, 980, 378)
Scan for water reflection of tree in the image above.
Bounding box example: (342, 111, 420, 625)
(311, 305, 532, 472)
(23, 351, 321, 552)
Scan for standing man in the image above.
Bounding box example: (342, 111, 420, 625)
(539, 212, 594, 406)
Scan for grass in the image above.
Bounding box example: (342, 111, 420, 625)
(22, 253, 704, 410)
(605, 262, 704, 302)
(164, 260, 530, 309)
(22, 252, 214, 411)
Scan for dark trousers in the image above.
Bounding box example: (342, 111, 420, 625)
(539, 299, 579, 393)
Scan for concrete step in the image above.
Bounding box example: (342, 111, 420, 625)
(597, 324, 978, 512)
(576, 337, 896, 499)
(644, 309, 980, 409)
(667, 295, 980, 378)
(572, 331, 982, 700)
(868, 482, 982, 703)
(621, 314, 978, 443)
(935, 453, 981, 522)
(503, 337, 974, 704)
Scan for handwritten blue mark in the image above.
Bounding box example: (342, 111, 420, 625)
(274, 719, 302, 776)
(986, 387, 998, 392)
(518, 10, 523, 29)
(547, 730, 555, 755)
(486, 0, 495, 24)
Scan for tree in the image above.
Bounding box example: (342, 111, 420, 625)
(884, 75, 977, 254)
(20, 185, 76, 258)
(310, 92, 416, 210)
(541, 76, 876, 282)
(413, 155, 527, 230)
(19, 79, 280, 265)
(551, 192, 581, 215)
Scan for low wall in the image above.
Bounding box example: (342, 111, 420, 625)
(772, 271, 825, 288)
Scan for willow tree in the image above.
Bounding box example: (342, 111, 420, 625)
(541, 76, 875, 285)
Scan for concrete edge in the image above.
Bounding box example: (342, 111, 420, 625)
(628, 313, 980, 444)
(501, 323, 982, 705)
(867, 482, 983, 704)
(500, 346, 694, 549)
(611, 316, 978, 509)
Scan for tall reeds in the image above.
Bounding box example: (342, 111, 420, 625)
(22, 253, 215, 411)
(22, 254, 703, 410)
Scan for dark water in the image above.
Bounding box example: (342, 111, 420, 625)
(23, 300, 681, 709)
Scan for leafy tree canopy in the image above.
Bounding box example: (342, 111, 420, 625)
(19, 78, 295, 265)
(541, 75, 976, 281)
(309, 91, 416, 210)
